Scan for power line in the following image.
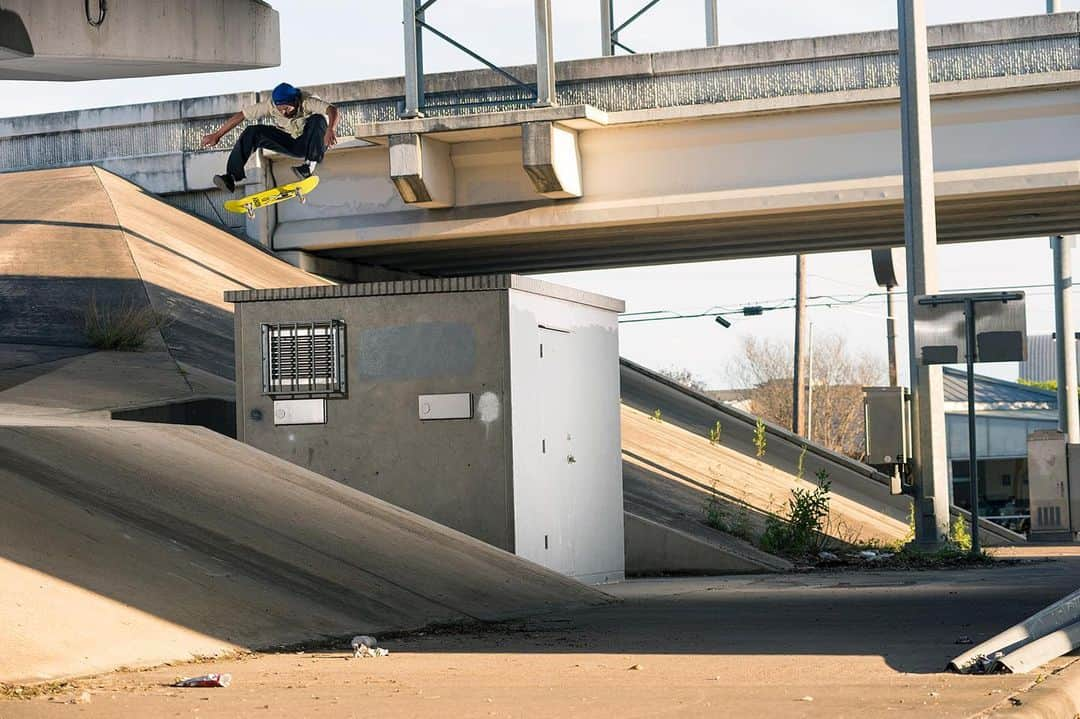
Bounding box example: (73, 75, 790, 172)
(618, 281, 1061, 324)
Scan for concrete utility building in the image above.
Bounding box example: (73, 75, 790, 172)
(228, 275, 626, 584)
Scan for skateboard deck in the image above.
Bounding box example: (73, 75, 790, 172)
(224, 175, 319, 218)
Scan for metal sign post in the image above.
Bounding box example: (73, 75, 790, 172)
(915, 291, 1026, 554)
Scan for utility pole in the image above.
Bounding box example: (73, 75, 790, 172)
(898, 0, 950, 548)
(807, 322, 815, 443)
(886, 289, 899, 386)
(793, 254, 809, 436)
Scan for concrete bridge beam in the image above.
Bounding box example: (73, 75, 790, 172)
(522, 122, 583, 199)
(389, 133, 455, 208)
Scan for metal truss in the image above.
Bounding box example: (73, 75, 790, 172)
(601, 0, 719, 56)
(402, 0, 556, 117)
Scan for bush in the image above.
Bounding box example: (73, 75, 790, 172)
(84, 295, 168, 351)
(760, 468, 832, 557)
(703, 482, 727, 532)
(949, 515, 972, 552)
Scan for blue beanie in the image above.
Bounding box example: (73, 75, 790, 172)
(271, 82, 300, 105)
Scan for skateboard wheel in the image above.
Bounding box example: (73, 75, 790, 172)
(297, 190, 306, 205)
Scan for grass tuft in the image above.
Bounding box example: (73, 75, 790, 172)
(84, 295, 169, 351)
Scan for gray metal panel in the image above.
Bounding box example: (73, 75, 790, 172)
(914, 294, 1027, 365)
(418, 393, 473, 420)
(1029, 429, 1070, 539)
(864, 386, 908, 465)
(273, 399, 326, 425)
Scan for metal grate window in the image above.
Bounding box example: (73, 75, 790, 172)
(261, 321, 346, 397)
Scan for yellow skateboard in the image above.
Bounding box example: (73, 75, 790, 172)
(224, 175, 319, 218)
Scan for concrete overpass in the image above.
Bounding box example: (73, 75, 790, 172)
(0, 0, 278, 81)
(0, 13, 1078, 276)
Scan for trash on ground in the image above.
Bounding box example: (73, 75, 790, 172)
(799, 696, 814, 702)
(818, 551, 839, 561)
(71, 691, 92, 704)
(174, 673, 232, 688)
(858, 550, 879, 560)
(955, 635, 973, 645)
(627, 663, 642, 671)
(351, 635, 389, 658)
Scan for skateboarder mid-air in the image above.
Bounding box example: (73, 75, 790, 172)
(201, 82, 339, 193)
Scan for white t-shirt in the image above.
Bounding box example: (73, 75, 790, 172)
(242, 92, 332, 138)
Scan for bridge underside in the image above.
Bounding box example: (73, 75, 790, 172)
(315, 186, 1080, 275)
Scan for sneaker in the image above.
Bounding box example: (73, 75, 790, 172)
(291, 163, 313, 181)
(212, 174, 236, 193)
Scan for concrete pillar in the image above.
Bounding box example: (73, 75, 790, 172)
(1045, 0, 1078, 442)
(1052, 237, 1080, 442)
(522, 122, 582, 199)
(534, 0, 557, 108)
(402, 0, 424, 118)
(389, 133, 455, 208)
(793, 254, 808, 436)
(897, 0, 950, 548)
(254, 149, 277, 250)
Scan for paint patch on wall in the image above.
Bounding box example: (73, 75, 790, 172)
(476, 392, 500, 423)
(356, 322, 476, 380)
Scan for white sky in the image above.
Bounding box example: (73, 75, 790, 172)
(7, 0, 1077, 388)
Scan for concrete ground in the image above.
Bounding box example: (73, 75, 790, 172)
(6, 549, 1080, 719)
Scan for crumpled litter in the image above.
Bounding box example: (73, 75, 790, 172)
(174, 673, 231, 688)
(351, 635, 389, 658)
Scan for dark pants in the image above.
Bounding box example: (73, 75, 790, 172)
(226, 114, 327, 180)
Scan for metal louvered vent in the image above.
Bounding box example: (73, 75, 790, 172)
(261, 321, 346, 397)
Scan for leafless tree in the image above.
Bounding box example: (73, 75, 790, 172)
(727, 333, 884, 460)
(658, 366, 709, 393)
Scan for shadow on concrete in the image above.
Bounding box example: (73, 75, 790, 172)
(0, 275, 236, 379)
(111, 397, 237, 438)
(0, 9, 33, 57)
(624, 451, 780, 536)
(0, 423, 607, 683)
(289, 559, 1080, 676)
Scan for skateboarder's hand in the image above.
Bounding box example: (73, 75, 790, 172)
(200, 132, 221, 149)
(324, 128, 338, 149)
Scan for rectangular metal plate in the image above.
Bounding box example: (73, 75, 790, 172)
(418, 393, 472, 420)
(273, 399, 326, 426)
(914, 293, 1026, 365)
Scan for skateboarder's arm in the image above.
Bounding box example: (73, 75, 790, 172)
(200, 112, 246, 149)
(305, 96, 340, 149)
(325, 104, 340, 148)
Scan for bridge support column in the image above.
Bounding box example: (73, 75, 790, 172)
(389, 133, 455, 208)
(522, 122, 582, 199)
(898, 0, 950, 548)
